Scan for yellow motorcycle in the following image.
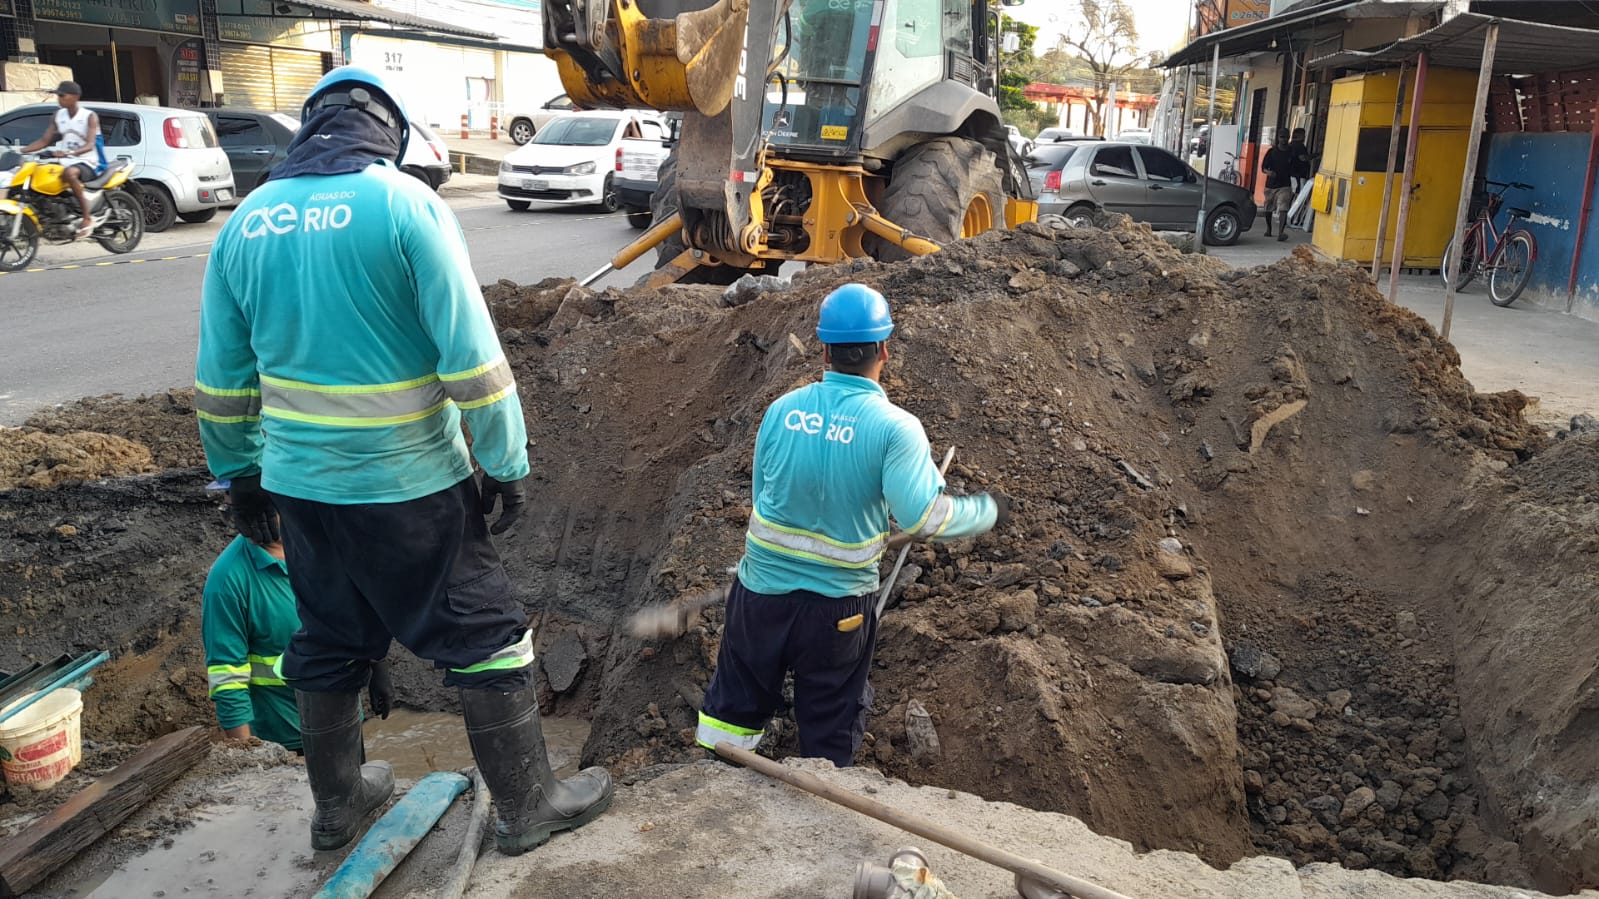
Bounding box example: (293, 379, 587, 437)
(0, 149, 144, 272)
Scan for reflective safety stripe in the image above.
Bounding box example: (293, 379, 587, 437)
(745, 510, 886, 570)
(259, 372, 451, 428)
(207, 663, 250, 697)
(248, 653, 285, 686)
(909, 494, 954, 539)
(695, 712, 764, 751)
(451, 629, 536, 675)
(194, 381, 262, 423)
(439, 357, 516, 410)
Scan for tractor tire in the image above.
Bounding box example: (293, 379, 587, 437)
(650, 153, 750, 286)
(866, 137, 1006, 263)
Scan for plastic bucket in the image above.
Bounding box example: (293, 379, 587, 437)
(0, 688, 84, 791)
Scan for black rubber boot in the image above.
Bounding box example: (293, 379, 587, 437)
(461, 684, 614, 855)
(297, 690, 395, 851)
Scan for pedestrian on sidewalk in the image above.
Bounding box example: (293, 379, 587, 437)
(194, 66, 612, 855)
(696, 284, 1008, 766)
(1262, 130, 1294, 241)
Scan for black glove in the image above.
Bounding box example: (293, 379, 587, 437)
(367, 659, 393, 720)
(985, 491, 1013, 530)
(479, 473, 528, 535)
(228, 474, 280, 546)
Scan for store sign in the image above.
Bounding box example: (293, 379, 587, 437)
(34, 0, 202, 34)
(218, 15, 289, 44)
(170, 37, 203, 107)
(1224, 0, 1269, 28)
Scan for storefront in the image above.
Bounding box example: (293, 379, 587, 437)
(31, 0, 203, 104)
(344, 30, 499, 129)
(214, 1, 337, 113)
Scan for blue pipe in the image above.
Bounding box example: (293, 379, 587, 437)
(313, 771, 471, 899)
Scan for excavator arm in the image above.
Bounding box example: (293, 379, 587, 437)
(542, 0, 754, 116)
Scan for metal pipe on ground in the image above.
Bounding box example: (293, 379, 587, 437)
(1371, 60, 1408, 282)
(714, 742, 1139, 899)
(1441, 22, 1500, 340)
(1387, 50, 1429, 303)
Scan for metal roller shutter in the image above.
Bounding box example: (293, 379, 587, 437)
(220, 44, 327, 114)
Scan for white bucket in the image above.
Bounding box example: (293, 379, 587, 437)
(0, 688, 84, 791)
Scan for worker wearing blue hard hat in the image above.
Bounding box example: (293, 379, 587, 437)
(696, 282, 1008, 766)
(195, 65, 611, 855)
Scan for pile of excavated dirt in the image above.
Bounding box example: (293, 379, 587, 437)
(0, 429, 155, 490)
(24, 389, 205, 470)
(6, 217, 1595, 892)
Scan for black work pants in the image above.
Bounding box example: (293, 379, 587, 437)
(275, 476, 531, 693)
(698, 577, 879, 767)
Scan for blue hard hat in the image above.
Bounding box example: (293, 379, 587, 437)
(303, 65, 410, 161)
(816, 283, 894, 344)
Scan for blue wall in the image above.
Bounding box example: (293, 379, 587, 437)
(1483, 133, 1599, 317)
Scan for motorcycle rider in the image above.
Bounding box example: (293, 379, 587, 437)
(19, 81, 100, 238)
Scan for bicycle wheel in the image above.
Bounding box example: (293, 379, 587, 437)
(1488, 231, 1535, 307)
(1220, 167, 1239, 186)
(1441, 229, 1482, 291)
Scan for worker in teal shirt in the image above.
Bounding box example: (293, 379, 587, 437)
(194, 67, 611, 856)
(697, 283, 1008, 766)
(202, 520, 302, 751)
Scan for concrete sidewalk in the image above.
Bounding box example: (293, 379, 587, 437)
(1211, 227, 1599, 426)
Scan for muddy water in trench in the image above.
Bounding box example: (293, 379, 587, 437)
(63, 714, 591, 898)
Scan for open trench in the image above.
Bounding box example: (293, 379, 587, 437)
(3, 221, 1596, 893)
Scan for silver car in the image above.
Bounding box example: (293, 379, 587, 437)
(0, 101, 235, 232)
(1033, 140, 1256, 246)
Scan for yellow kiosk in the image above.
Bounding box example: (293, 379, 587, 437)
(1311, 67, 1479, 268)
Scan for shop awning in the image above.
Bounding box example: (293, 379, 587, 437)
(1161, 0, 1444, 68)
(294, 0, 498, 41)
(1311, 12, 1599, 71)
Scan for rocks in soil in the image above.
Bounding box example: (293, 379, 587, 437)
(904, 700, 942, 763)
(543, 631, 588, 693)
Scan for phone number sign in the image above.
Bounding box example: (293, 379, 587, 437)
(34, 0, 201, 34)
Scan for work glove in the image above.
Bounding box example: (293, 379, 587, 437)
(479, 473, 528, 535)
(368, 659, 393, 720)
(984, 491, 1013, 531)
(228, 474, 280, 546)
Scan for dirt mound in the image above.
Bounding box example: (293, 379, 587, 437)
(1, 217, 1580, 889)
(0, 429, 156, 489)
(24, 389, 205, 470)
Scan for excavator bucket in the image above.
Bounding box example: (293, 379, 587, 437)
(543, 0, 751, 116)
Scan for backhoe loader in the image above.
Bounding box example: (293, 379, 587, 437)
(542, 0, 1038, 285)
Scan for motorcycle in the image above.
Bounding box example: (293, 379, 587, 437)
(0, 148, 144, 272)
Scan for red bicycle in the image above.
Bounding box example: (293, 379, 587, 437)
(1441, 179, 1538, 307)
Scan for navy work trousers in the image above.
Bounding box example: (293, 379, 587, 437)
(274, 476, 531, 693)
(699, 577, 879, 767)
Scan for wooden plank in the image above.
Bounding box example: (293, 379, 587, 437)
(0, 727, 209, 897)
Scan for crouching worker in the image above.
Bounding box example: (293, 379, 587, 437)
(194, 66, 612, 854)
(696, 283, 1009, 767)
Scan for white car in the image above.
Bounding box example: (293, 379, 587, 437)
(1117, 128, 1153, 145)
(498, 110, 665, 212)
(0, 101, 235, 232)
(400, 120, 452, 191)
(505, 93, 578, 145)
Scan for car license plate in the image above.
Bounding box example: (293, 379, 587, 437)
(526, 178, 548, 190)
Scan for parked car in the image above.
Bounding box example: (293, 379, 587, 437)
(207, 109, 296, 197)
(1025, 142, 1086, 198)
(498, 110, 665, 212)
(1041, 140, 1256, 245)
(1116, 127, 1153, 145)
(1036, 127, 1077, 143)
(616, 112, 680, 229)
(0, 101, 235, 232)
(1004, 124, 1034, 158)
(401, 120, 452, 191)
(505, 93, 578, 145)
(1190, 124, 1211, 157)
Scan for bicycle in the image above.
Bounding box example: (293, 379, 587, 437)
(1216, 151, 1240, 186)
(1441, 179, 1539, 307)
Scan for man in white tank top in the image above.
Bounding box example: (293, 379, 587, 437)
(20, 81, 101, 237)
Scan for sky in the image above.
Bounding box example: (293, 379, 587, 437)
(1008, 0, 1194, 57)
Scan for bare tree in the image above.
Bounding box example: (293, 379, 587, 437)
(1051, 0, 1144, 136)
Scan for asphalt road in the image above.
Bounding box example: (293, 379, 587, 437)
(0, 189, 661, 424)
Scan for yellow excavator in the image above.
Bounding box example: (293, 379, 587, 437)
(543, 0, 1038, 286)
